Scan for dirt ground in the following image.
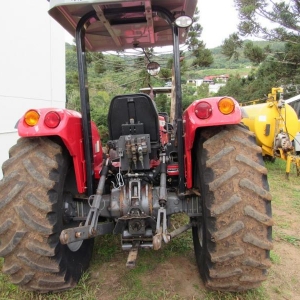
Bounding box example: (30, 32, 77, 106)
(91, 223, 300, 300)
(87, 167, 300, 300)
(1, 163, 299, 300)
(263, 207, 300, 300)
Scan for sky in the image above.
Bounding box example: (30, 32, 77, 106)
(197, 0, 239, 48)
(65, 0, 240, 49)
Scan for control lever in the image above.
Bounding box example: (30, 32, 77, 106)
(138, 145, 144, 168)
(131, 138, 137, 169)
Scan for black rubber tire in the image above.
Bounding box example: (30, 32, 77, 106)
(192, 125, 273, 291)
(0, 137, 94, 292)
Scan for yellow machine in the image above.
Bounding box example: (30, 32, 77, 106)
(242, 87, 300, 177)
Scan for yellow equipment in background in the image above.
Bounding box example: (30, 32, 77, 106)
(241, 87, 300, 178)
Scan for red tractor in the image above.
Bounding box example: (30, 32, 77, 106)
(0, 0, 273, 293)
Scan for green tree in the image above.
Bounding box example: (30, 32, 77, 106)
(90, 91, 111, 143)
(186, 8, 214, 68)
(155, 94, 170, 114)
(216, 75, 247, 101)
(219, 1, 300, 99)
(66, 89, 80, 111)
(221, 33, 243, 60)
(159, 68, 172, 80)
(235, 0, 300, 43)
(66, 44, 78, 72)
(181, 85, 198, 110)
(231, 0, 300, 66)
(215, 60, 284, 103)
(243, 41, 268, 65)
(196, 84, 210, 99)
(92, 52, 107, 74)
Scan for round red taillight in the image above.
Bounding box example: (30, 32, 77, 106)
(44, 111, 61, 128)
(194, 101, 212, 119)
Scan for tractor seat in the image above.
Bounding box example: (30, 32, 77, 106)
(107, 93, 160, 148)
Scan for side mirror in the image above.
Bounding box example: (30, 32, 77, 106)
(147, 62, 160, 76)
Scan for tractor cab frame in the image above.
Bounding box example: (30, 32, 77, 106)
(53, 3, 192, 197)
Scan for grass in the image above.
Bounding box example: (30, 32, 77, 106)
(0, 158, 299, 299)
(270, 251, 281, 265)
(204, 288, 267, 300)
(93, 234, 119, 263)
(292, 190, 300, 213)
(277, 232, 300, 246)
(0, 270, 99, 300)
(266, 160, 300, 249)
(265, 159, 300, 211)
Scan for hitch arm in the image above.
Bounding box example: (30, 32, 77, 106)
(60, 159, 113, 245)
(84, 160, 109, 235)
(60, 222, 114, 244)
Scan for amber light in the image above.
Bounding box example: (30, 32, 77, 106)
(218, 98, 235, 115)
(24, 110, 40, 126)
(195, 101, 212, 119)
(44, 111, 61, 128)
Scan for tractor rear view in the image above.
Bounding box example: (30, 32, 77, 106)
(0, 0, 273, 293)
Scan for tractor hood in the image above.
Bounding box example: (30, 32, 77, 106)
(48, 0, 197, 52)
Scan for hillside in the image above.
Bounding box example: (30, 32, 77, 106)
(65, 40, 285, 139)
(66, 40, 284, 85)
(185, 40, 284, 79)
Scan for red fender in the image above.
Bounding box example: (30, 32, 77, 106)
(18, 108, 103, 194)
(183, 97, 242, 189)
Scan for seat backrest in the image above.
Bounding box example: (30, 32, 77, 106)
(108, 93, 160, 144)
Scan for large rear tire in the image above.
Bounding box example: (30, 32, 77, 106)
(0, 137, 94, 292)
(192, 125, 273, 291)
